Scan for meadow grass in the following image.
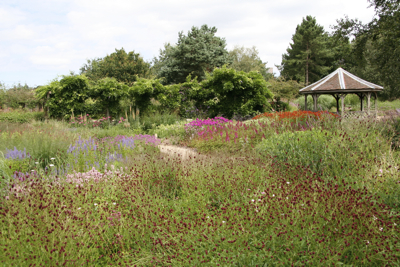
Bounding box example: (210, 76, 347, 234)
(0, 113, 399, 266)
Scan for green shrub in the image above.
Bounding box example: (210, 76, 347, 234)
(148, 121, 187, 139)
(0, 111, 44, 123)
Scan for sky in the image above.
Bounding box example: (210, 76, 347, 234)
(0, 0, 377, 88)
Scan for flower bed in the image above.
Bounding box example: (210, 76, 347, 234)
(252, 110, 339, 121)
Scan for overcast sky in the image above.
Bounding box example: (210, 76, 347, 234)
(1, 0, 376, 88)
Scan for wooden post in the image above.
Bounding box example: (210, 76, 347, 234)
(312, 94, 319, 112)
(374, 92, 378, 118)
(367, 92, 371, 115)
(340, 94, 346, 116)
(304, 95, 307, 111)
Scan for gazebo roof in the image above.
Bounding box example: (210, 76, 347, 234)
(299, 67, 383, 94)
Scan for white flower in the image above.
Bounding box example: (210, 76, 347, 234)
(373, 215, 377, 221)
(222, 221, 226, 223)
(272, 194, 275, 197)
(394, 223, 397, 226)
(49, 164, 54, 167)
(286, 182, 290, 184)
(94, 203, 98, 206)
(255, 209, 259, 213)
(113, 202, 116, 205)
(78, 207, 81, 210)
(379, 227, 383, 231)
(50, 158, 55, 160)
(251, 199, 255, 202)
(261, 192, 266, 195)
(206, 216, 209, 219)
(258, 199, 261, 202)
(35, 162, 39, 164)
(31, 170, 35, 172)
(366, 240, 370, 244)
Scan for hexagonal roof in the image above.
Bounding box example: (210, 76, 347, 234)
(299, 68, 384, 94)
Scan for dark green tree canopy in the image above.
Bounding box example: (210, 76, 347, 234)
(80, 48, 150, 85)
(154, 25, 232, 84)
(280, 15, 333, 85)
(331, 0, 400, 99)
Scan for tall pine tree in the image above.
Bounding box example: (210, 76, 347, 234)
(279, 16, 333, 85)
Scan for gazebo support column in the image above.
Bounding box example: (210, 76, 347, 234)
(331, 94, 340, 113)
(356, 93, 365, 111)
(374, 92, 378, 117)
(312, 94, 319, 112)
(340, 94, 346, 116)
(367, 92, 372, 115)
(304, 95, 307, 111)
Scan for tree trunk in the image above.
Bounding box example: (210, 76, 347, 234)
(306, 43, 309, 86)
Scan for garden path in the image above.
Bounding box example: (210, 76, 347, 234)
(158, 144, 198, 161)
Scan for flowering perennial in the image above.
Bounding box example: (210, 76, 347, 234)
(252, 110, 339, 121)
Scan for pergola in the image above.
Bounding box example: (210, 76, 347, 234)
(299, 68, 384, 114)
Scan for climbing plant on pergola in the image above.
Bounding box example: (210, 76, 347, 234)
(299, 68, 383, 114)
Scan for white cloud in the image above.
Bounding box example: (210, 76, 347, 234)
(0, 0, 376, 85)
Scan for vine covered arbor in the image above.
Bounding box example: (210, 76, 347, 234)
(299, 68, 384, 116)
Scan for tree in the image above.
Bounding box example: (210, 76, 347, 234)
(229, 45, 273, 80)
(128, 78, 164, 116)
(154, 25, 232, 84)
(36, 75, 91, 119)
(80, 48, 150, 85)
(279, 16, 333, 85)
(331, 1, 400, 99)
(199, 66, 273, 118)
(91, 77, 129, 118)
(268, 78, 303, 104)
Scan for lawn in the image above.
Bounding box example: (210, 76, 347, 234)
(0, 110, 399, 266)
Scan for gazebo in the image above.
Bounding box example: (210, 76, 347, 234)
(299, 68, 384, 115)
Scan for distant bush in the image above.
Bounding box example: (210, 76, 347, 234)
(0, 111, 44, 123)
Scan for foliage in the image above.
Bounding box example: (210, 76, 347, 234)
(2, 83, 39, 109)
(36, 75, 91, 119)
(199, 66, 273, 118)
(149, 121, 187, 139)
(138, 111, 181, 132)
(129, 78, 164, 115)
(0, 110, 44, 123)
(228, 45, 273, 80)
(331, 1, 400, 99)
(268, 78, 302, 103)
(155, 25, 232, 84)
(156, 76, 202, 118)
(80, 48, 150, 85)
(92, 77, 129, 118)
(279, 15, 333, 85)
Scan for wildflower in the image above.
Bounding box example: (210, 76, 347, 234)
(50, 158, 55, 160)
(222, 221, 226, 223)
(261, 192, 266, 195)
(49, 164, 54, 167)
(379, 227, 383, 231)
(78, 207, 81, 210)
(258, 199, 261, 202)
(272, 194, 275, 197)
(113, 203, 116, 205)
(94, 203, 98, 206)
(251, 199, 255, 202)
(35, 162, 39, 164)
(286, 182, 290, 184)
(373, 215, 377, 221)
